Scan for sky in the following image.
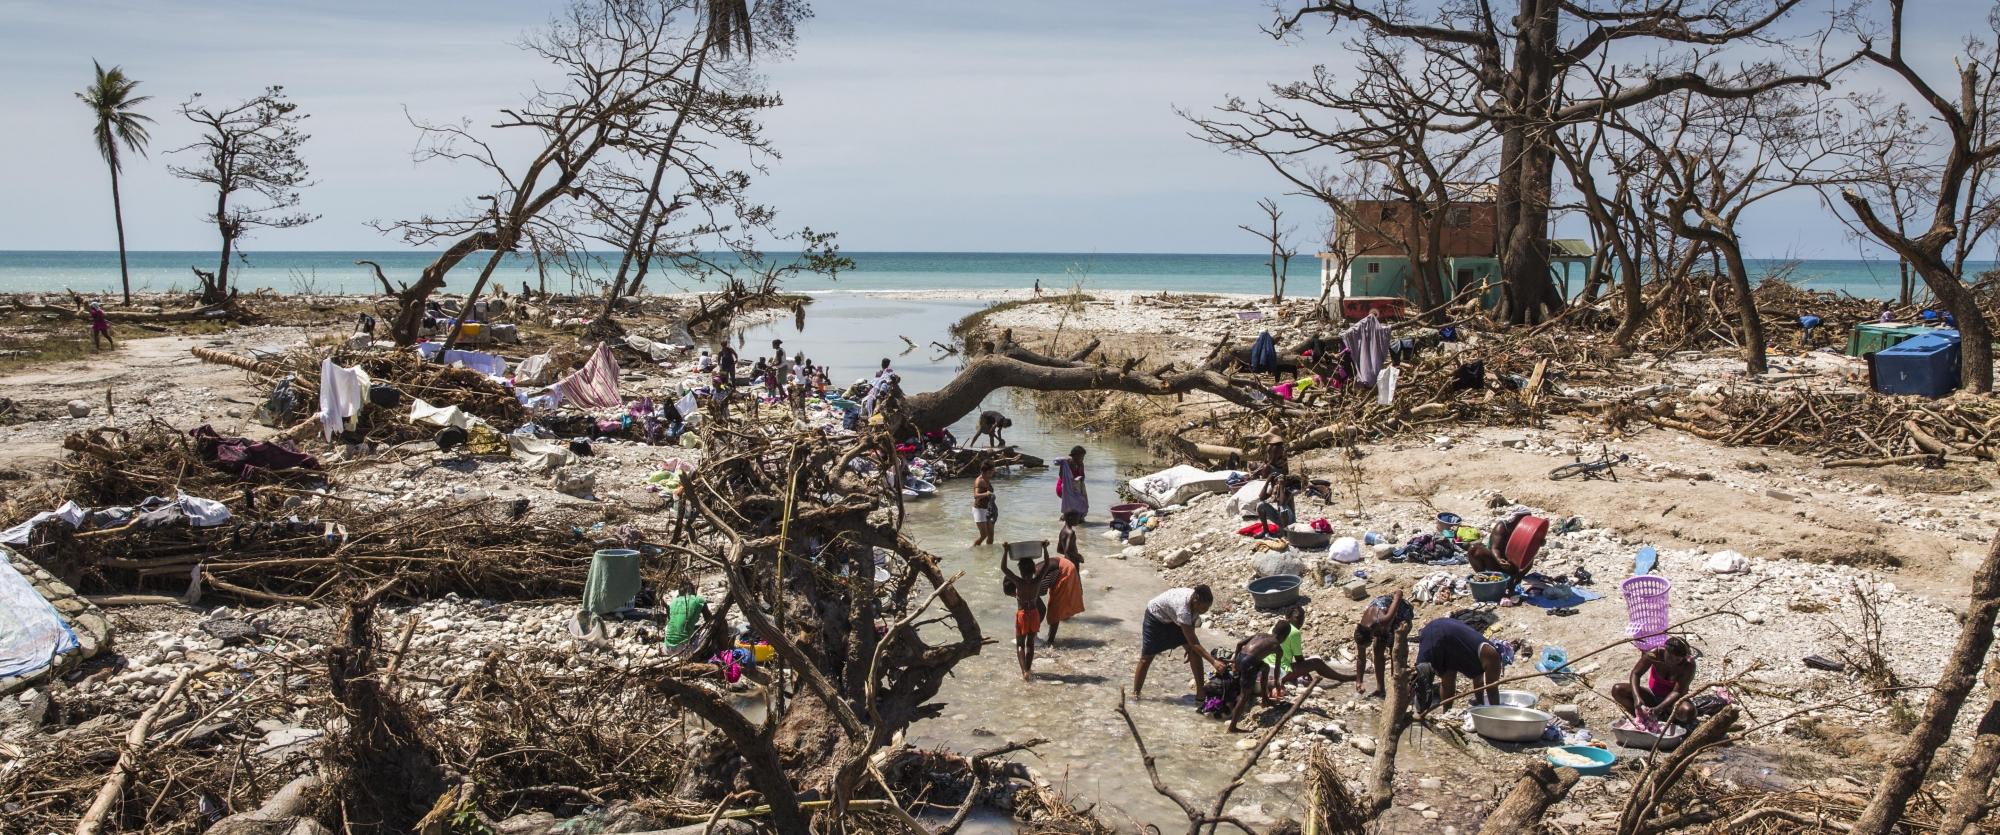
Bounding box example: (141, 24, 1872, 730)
(0, 0, 1993, 257)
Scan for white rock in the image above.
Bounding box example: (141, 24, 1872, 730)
(67, 399, 93, 418)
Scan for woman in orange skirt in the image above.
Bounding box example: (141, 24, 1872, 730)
(1043, 512, 1087, 645)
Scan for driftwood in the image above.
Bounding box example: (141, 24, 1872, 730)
(1477, 761, 1580, 835)
(1616, 705, 1741, 835)
(14, 298, 239, 323)
(76, 662, 222, 835)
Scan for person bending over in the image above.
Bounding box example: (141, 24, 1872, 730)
(1227, 629, 1284, 733)
(1413, 616, 1502, 710)
(1352, 592, 1413, 698)
(1133, 585, 1225, 698)
(972, 410, 1013, 447)
(1612, 636, 1697, 728)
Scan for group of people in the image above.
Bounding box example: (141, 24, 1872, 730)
(988, 446, 1092, 681)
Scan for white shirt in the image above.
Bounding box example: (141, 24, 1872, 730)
(1145, 588, 1197, 626)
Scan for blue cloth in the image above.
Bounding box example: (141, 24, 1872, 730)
(416, 343, 509, 377)
(1249, 331, 1278, 373)
(1518, 572, 1604, 609)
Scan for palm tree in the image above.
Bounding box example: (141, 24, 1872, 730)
(77, 61, 154, 306)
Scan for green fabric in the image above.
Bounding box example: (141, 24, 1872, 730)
(583, 549, 642, 616)
(1278, 629, 1303, 674)
(664, 594, 706, 647)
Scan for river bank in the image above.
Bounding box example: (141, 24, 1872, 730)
(954, 289, 2000, 830)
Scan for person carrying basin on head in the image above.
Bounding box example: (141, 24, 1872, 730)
(999, 545, 1054, 682)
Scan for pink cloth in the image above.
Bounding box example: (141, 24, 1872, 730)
(556, 343, 623, 409)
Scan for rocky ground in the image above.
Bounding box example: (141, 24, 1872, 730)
(969, 289, 1999, 830)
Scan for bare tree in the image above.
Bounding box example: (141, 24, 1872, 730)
(1188, 36, 1495, 318)
(1240, 198, 1297, 302)
(367, 0, 813, 347)
(1619, 78, 1835, 375)
(1272, 0, 1837, 324)
(1831, 0, 2000, 392)
(168, 87, 315, 304)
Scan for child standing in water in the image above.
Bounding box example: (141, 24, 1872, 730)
(999, 552, 1050, 681)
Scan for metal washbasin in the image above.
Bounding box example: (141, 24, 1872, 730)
(1469, 705, 1554, 742)
(1246, 574, 1303, 610)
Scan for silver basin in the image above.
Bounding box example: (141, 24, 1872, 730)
(1469, 705, 1554, 742)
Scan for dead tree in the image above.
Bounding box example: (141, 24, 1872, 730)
(167, 87, 315, 304)
(1187, 35, 1495, 318)
(368, 0, 814, 347)
(1851, 529, 2000, 834)
(1831, 0, 2000, 392)
(1240, 198, 1297, 302)
(1273, 0, 1838, 323)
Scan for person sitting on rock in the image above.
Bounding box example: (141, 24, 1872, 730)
(1272, 605, 1353, 698)
(1612, 636, 1697, 728)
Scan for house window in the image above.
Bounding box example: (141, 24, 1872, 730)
(1366, 262, 1381, 274)
(1448, 206, 1471, 227)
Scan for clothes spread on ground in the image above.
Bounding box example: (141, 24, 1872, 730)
(664, 593, 706, 647)
(1416, 616, 1488, 679)
(317, 358, 369, 441)
(515, 352, 557, 386)
(414, 343, 509, 378)
(1342, 313, 1392, 386)
(1248, 330, 1279, 374)
(0, 502, 85, 546)
(1391, 533, 1466, 565)
(409, 399, 507, 455)
(133, 495, 234, 529)
(189, 425, 319, 480)
(0, 555, 79, 678)
(554, 343, 623, 410)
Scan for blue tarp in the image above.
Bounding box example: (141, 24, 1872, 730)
(0, 552, 78, 679)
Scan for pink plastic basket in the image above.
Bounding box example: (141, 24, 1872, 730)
(1621, 575, 1673, 651)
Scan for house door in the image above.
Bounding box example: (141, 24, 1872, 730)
(1455, 268, 1474, 293)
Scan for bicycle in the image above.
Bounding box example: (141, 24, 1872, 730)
(1549, 447, 1629, 481)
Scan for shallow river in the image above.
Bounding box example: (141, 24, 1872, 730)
(730, 296, 1295, 831)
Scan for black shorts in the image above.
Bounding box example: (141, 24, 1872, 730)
(1234, 651, 1268, 680)
(1141, 614, 1189, 657)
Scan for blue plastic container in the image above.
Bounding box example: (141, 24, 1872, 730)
(1873, 330, 1961, 398)
(1548, 745, 1616, 776)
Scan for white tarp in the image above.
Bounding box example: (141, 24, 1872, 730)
(0, 551, 78, 678)
(0, 501, 84, 546)
(1126, 465, 1237, 508)
(1229, 479, 1269, 519)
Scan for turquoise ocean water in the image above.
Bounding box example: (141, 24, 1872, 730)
(0, 250, 1972, 301)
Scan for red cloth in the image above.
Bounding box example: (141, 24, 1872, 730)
(1238, 521, 1279, 536)
(556, 343, 623, 409)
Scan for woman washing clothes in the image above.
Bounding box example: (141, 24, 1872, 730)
(1612, 636, 1697, 728)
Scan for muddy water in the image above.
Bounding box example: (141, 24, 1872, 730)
(732, 296, 1297, 831)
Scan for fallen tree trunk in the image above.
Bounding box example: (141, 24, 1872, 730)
(190, 346, 287, 377)
(1851, 530, 2000, 835)
(903, 342, 1305, 432)
(16, 300, 238, 323)
(1477, 761, 1580, 835)
(77, 662, 223, 835)
(1618, 705, 1740, 835)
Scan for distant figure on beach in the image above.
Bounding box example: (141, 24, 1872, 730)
(1043, 512, 1086, 645)
(87, 302, 112, 350)
(1056, 446, 1088, 521)
(717, 343, 737, 383)
(971, 461, 998, 546)
(972, 410, 1012, 447)
(1034, 278, 1042, 297)
(999, 550, 1052, 681)
(697, 348, 715, 373)
(1133, 584, 1224, 698)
